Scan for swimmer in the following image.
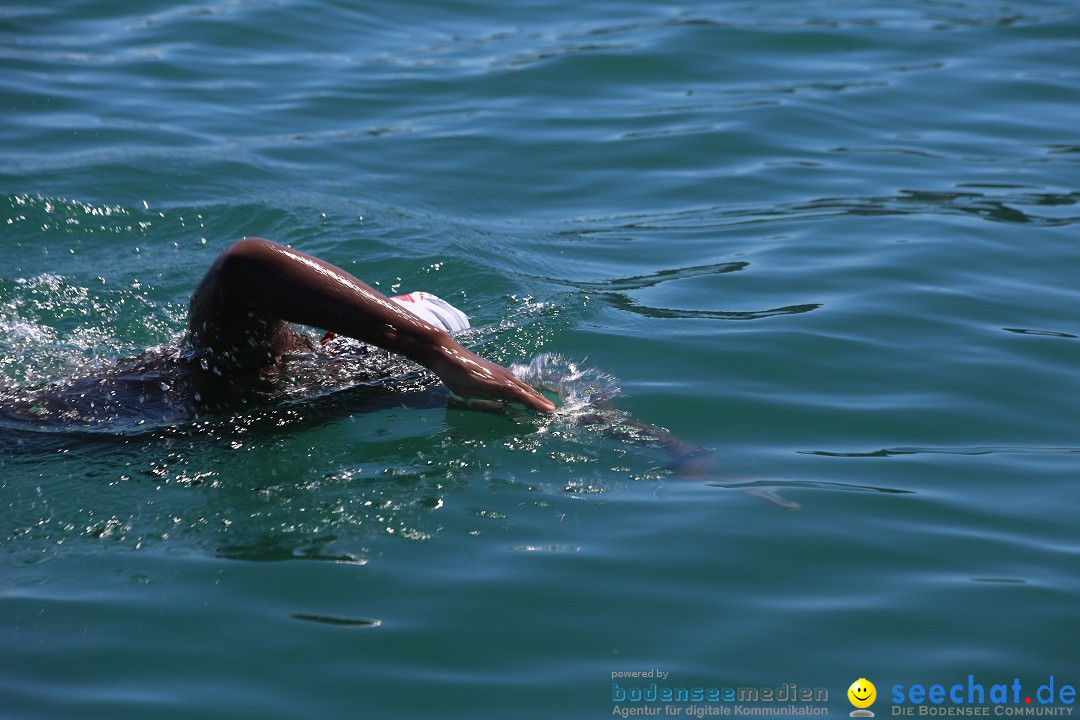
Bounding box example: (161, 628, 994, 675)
(0, 237, 554, 426)
(2, 239, 797, 507)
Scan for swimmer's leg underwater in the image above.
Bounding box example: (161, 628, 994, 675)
(577, 409, 799, 509)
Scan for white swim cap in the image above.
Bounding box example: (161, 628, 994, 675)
(390, 291, 471, 334)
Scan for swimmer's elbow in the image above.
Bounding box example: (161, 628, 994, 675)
(220, 237, 279, 267)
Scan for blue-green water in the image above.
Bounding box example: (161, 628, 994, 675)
(2, 1, 1079, 718)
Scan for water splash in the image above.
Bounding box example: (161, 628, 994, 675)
(510, 352, 720, 485)
(510, 352, 620, 415)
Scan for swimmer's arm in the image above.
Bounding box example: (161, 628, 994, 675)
(187, 237, 555, 412)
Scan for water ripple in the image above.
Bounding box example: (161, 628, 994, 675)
(553, 187, 1080, 231)
(801, 446, 1080, 458)
(710, 478, 915, 494)
(603, 295, 821, 321)
(289, 613, 381, 628)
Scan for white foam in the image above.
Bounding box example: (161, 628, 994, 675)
(510, 352, 619, 414)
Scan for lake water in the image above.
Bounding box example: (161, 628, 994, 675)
(2, 1, 1079, 718)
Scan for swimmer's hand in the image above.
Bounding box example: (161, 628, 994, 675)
(425, 343, 556, 413)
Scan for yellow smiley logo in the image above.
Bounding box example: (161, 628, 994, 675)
(848, 678, 876, 709)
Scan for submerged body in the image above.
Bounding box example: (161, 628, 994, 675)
(0, 333, 424, 430)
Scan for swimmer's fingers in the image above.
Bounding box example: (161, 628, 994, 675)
(501, 376, 558, 413)
(447, 385, 559, 419)
(447, 393, 517, 415)
(487, 367, 557, 412)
